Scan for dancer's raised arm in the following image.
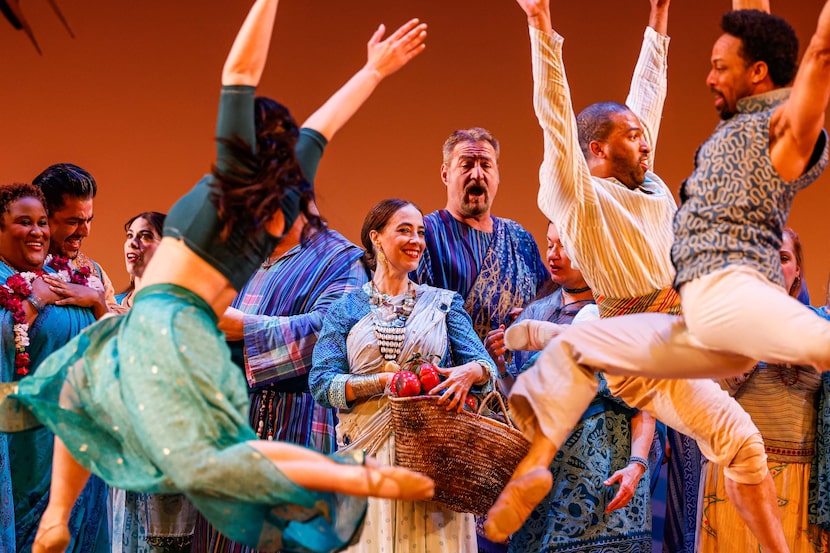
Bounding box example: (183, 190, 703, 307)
(625, 0, 670, 164)
(302, 18, 427, 141)
(222, 0, 279, 86)
(770, 0, 830, 180)
(649, 0, 670, 37)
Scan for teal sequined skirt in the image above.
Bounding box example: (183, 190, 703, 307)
(16, 284, 366, 552)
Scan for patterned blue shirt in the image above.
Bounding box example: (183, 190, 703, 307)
(672, 88, 829, 288)
(415, 209, 549, 337)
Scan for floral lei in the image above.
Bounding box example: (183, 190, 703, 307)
(0, 256, 90, 376)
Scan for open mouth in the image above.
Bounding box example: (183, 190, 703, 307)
(465, 184, 485, 196)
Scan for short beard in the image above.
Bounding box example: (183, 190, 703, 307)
(461, 197, 489, 218)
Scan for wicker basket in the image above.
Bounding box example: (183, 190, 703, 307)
(389, 391, 531, 516)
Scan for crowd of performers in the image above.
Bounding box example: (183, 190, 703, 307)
(2, 0, 830, 552)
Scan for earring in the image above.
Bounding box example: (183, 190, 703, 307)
(790, 275, 801, 295)
(375, 243, 388, 268)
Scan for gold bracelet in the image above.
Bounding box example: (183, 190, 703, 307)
(350, 374, 385, 400)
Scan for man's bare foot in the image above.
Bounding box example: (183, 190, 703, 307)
(485, 467, 553, 542)
(504, 320, 563, 351)
(365, 457, 435, 501)
(33, 521, 70, 553)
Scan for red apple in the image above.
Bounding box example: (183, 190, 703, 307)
(417, 362, 441, 392)
(464, 395, 478, 412)
(391, 370, 422, 397)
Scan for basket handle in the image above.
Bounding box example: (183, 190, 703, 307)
(476, 391, 516, 429)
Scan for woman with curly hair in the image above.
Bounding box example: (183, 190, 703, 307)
(0, 183, 107, 552)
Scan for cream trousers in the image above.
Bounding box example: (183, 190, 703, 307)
(510, 266, 830, 485)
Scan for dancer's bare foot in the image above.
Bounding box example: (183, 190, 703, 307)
(33, 521, 70, 553)
(364, 457, 435, 501)
(504, 320, 563, 351)
(485, 467, 552, 542)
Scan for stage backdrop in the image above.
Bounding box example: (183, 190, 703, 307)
(2, 0, 829, 302)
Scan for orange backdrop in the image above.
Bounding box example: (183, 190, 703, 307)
(2, 0, 828, 301)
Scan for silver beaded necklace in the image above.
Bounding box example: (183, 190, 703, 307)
(368, 281, 417, 361)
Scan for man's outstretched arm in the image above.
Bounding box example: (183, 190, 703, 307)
(771, 0, 830, 180)
(626, 0, 671, 163)
(517, 0, 594, 225)
(649, 0, 670, 35)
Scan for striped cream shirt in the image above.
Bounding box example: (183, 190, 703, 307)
(531, 26, 677, 300)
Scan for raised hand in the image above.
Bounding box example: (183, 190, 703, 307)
(365, 18, 427, 80)
(300, 17, 426, 141)
(648, 0, 670, 35)
(514, 0, 552, 33)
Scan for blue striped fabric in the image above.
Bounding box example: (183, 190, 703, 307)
(235, 230, 368, 388)
(415, 209, 549, 336)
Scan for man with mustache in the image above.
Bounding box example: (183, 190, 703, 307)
(33, 162, 119, 318)
(415, 128, 549, 344)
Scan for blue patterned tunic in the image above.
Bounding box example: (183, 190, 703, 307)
(415, 210, 549, 340)
(507, 290, 651, 553)
(672, 88, 828, 289)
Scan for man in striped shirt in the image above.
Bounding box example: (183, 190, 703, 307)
(486, 1, 792, 551)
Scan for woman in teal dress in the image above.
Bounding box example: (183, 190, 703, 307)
(0, 2, 433, 553)
(0, 183, 108, 552)
(197, 15, 429, 552)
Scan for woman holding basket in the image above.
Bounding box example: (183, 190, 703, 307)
(310, 198, 496, 553)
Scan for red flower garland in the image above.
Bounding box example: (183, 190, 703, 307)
(47, 255, 91, 286)
(0, 257, 89, 376)
(0, 272, 42, 375)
